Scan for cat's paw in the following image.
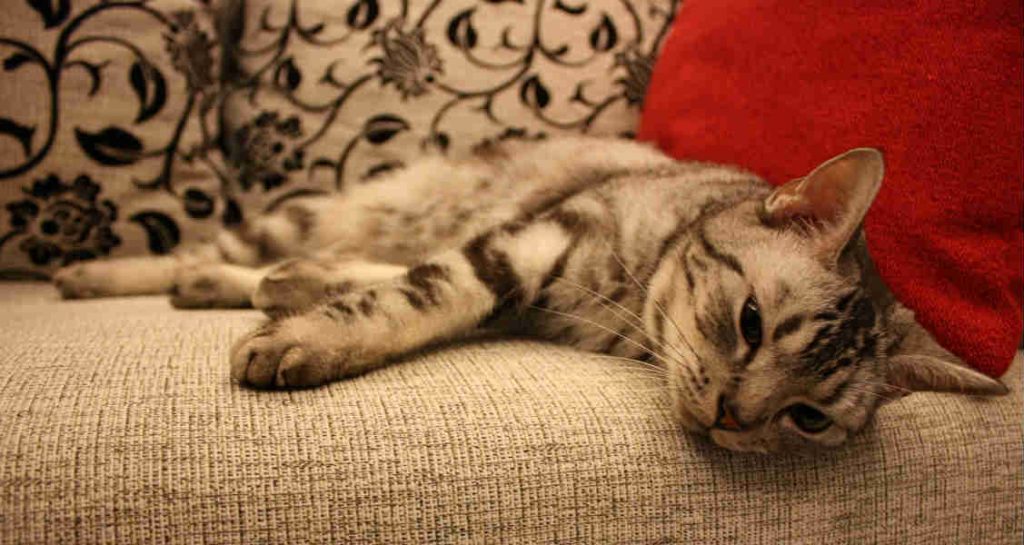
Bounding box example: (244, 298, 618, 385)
(251, 259, 334, 317)
(53, 262, 108, 299)
(229, 314, 349, 388)
(171, 265, 253, 309)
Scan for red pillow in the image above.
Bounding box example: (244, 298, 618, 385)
(639, 0, 1022, 377)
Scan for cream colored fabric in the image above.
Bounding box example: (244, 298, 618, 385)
(0, 282, 1020, 544)
(0, 1, 225, 278)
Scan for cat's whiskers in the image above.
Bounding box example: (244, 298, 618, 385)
(527, 304, 680, 371)
(587, 353, 669, 376)
(563, 246, 708, 408)
(603, 242, 702, 365)
(552, 276, 647, 332)
(550, 275, 690, 365)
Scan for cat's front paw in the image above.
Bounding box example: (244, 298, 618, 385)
(251, 259, 334, 317)
(229, 314, 349, 388)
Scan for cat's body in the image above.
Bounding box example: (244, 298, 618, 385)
(54, 136, 1007, 453)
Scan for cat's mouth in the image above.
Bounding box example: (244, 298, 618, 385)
(668, 382, 713, 433)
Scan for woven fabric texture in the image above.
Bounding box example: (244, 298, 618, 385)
(0, 282, 1021, 544)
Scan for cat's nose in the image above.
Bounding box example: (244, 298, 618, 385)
(714, 396, 744, 431)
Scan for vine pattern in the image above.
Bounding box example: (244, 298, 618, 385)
(0, 0, 680, 278)
(0, 0, 226, 278)
(226, 0, 680, 199)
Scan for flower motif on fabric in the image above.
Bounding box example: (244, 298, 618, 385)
(615, 46, 655, 107)
(229, 111, 306, 192)
(4, 174, 120, 266)
(370, 19, 444, 99)
(163, 10, 216, 91)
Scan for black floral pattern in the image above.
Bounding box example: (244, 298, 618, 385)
(226, 0, 681, 196)
(4, 174, 120, 266)
(0, 0, 681, 278)
(0, 0, 228, 278)
(371, 19, 444, 99)
(229, 111, 306, 191)
(615, 46, 656, 107)
(164, 10, 216, 92)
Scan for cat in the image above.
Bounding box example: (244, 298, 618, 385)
(52, 136, 1008, 453)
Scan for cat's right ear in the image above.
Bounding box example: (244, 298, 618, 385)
(883, 305, 1010, 398)
(760, 148, 884, 264)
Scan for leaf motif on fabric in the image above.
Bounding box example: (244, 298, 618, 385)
(0, 118, 36, 158)
(3, 53, 32, 71)
(74, 127, 144, 166)
(130, 211, 180, 254)
(520, 75, 551, 110)
(589, 14, 618, 52)
(364, 114, 410, 145)
(183, 188, 215, 219)
(129, 61, 168, 123)
(274, 57, 303, 91)
(553, 0, 587, 15)
(26, 0, 70, 29)
(363, 161, 405, 180)
(447, 9, 478, 50)
(346, 0, 380, 30)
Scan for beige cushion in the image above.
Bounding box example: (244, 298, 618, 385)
(0, 0, 225, 278)
(0, 282, 1020, 544)
(221, 0, 674, 191)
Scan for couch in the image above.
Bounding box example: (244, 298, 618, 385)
(1, 1, 1021, 543)
(0, 284, 1021, 543)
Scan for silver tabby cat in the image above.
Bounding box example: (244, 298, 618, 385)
(53, 137, 1007, 453)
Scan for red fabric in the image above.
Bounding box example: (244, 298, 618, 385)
(639, 0, 1023, 377)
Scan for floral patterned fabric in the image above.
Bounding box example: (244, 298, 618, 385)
(0, 0, 680, 279)
(0, 0, 227, 278)
(223, 0, 679, 197)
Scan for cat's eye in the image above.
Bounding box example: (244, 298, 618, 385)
(739, 296, 762, 349)
(787, 403, 833, 434)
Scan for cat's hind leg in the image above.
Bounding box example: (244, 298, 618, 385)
(170, 263, 269, 309)
(53, 197, 318, 302)
(54, 256, 180, 299)
(252, 257, 408, 317)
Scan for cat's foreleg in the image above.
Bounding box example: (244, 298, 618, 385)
(251, 257, 408, 317)
(230, 218, 576, 388)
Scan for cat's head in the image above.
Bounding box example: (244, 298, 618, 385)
(647, 148, 1008, 453)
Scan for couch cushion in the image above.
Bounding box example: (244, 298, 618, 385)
(219, 0, 677, 195)
(0, 0, 226, 279)
(0, 282, 1020, 543)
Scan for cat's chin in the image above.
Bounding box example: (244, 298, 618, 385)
(708, 430, 774, 454)
(671, 397, 711, 434)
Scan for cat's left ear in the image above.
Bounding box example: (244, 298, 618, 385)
(761, 148, 884, 263)
(884, 306, 1009, 397)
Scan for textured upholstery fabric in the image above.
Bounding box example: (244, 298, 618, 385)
(0, 282, 1021, 544)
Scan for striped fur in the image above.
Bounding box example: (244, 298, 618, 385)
(53, 138, 1007, 453)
